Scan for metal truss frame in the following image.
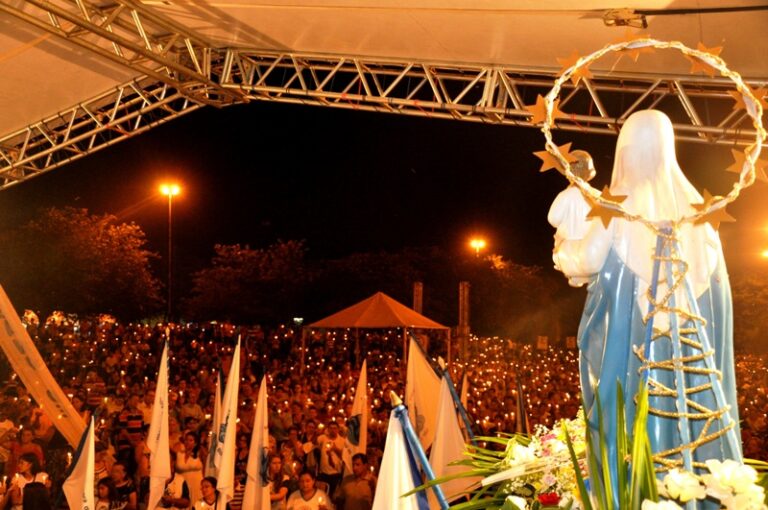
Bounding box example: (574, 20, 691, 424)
(0, 0, 240, 105)
(220, 50, 767, 147)
(0, 76, 202, 189)
(0, 0, 766, 189)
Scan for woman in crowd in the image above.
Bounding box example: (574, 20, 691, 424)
(193, 477, 230, 510)
(4, 430, 44, 477)
(0, 453, 50, 510)
(286, 470, 332, 510)
(96, 477, 120, 510)
(177, 432, 205, 507)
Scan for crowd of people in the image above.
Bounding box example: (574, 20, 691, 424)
(0, 316, 765, 509)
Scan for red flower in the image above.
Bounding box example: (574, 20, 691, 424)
(537, 492, 560, 506)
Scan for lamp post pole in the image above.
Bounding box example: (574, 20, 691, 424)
(160, 183, 180, 321)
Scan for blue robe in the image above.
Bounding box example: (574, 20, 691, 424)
(579, 248, 742, 500)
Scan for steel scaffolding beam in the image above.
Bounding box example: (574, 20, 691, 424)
(1, 0, 767, 189)
(0, 0, 240, 105)
(220, 50, 767, 147)
(0, 76, 202, 189)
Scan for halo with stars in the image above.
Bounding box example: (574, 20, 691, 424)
(534, 36, 767, 230)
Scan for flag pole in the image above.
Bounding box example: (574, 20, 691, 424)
(390, 392, 449, 510)
(437, 358, 476, 445)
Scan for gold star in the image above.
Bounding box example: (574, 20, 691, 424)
(532, 142, 577, 173)
(728, 86, 768, 112)
(752, 87, 768, 109)
(599, 185, 628, 204)
(691, 189, 717, 212)
(727, 90, 746, 111)
(556, 51, 593, 85)
(685, 42, 722, 77)
(586, 186, 628, 228)
(725, 149, 748, 174)
(726, 148, 768, 183)
(525, 95, 567, 125)
(694, 206, 736, 230)
(613, 30, 655, 63)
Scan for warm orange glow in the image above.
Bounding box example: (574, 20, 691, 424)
(469, 238, 487, 257)
(159, 183, 181, 196)
(761, 249, 768, 259)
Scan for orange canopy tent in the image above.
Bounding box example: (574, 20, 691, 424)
(304, 291, 450, 369)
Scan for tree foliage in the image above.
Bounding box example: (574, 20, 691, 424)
(184, 240, 564, 341)
(183, 240, 309, 322)
(0, 207, 163, 319)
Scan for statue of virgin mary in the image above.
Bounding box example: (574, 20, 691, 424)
(549, 110, 742, 495)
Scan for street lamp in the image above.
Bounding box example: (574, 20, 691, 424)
(469, 238, 487, 258)
(160, 183, 181, 321)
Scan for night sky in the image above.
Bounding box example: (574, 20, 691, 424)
(0, 100, 765, 285)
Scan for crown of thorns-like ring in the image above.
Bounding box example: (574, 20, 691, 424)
(539, 37, 767, 229)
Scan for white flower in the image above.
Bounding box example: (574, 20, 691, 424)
(719, 484, 768, 510)
(511, 443, 536, 463)
(662, 468, 706, 502)
(641, 499, 684, 510)
(505, 495, 528, 510)
(703, 459, 758, 494)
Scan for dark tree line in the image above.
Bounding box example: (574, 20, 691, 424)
(2, 206, 764, 348)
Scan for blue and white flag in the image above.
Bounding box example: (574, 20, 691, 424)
(147, 341, 171, 510)
(62, 417, 95, 510)
(205, 369, 223, 477)
(343, 359, 368, 473)
(371, 409, 429, 510)
(217, 338, 241, 508)
(428, 376, 479, 507)
(242, 376, 270, 509)
(406, 338, 440, 449)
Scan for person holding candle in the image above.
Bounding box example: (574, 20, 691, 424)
(333, 454, 376, 510)
(4, 430, 44, 478)
(315, 423, 343, 497)
(176, 432, 205, 507)
(286, 470, 332, 510)
(0, 453, 51, 510)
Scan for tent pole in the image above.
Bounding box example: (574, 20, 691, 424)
(403, 328, 408, 370)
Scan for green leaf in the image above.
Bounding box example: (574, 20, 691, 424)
(563, 420, 594, 510)
(616, 382, 629, 509)
(595, 389, 615, 509)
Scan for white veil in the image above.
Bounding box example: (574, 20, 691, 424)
(609, 110, 721, 325)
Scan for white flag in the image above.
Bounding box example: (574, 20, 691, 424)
(205, 370, 222, 477)
(343, 359, 369, 473)
(242, 376, 270, 509)
(217, 339, 241, 508)
(428, 377, 479, 507)
(406, 337, 440, 449)
(0, 286, 86, 447)
(62, 417, 95, 510)
(371, 410, 427, 510)
(147, 342, 171, 510)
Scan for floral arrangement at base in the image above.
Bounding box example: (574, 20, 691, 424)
(420, 385, 768, 510)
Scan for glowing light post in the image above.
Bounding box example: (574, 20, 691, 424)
(469, 238, 487, 258)
(160, 183, 180, 321)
